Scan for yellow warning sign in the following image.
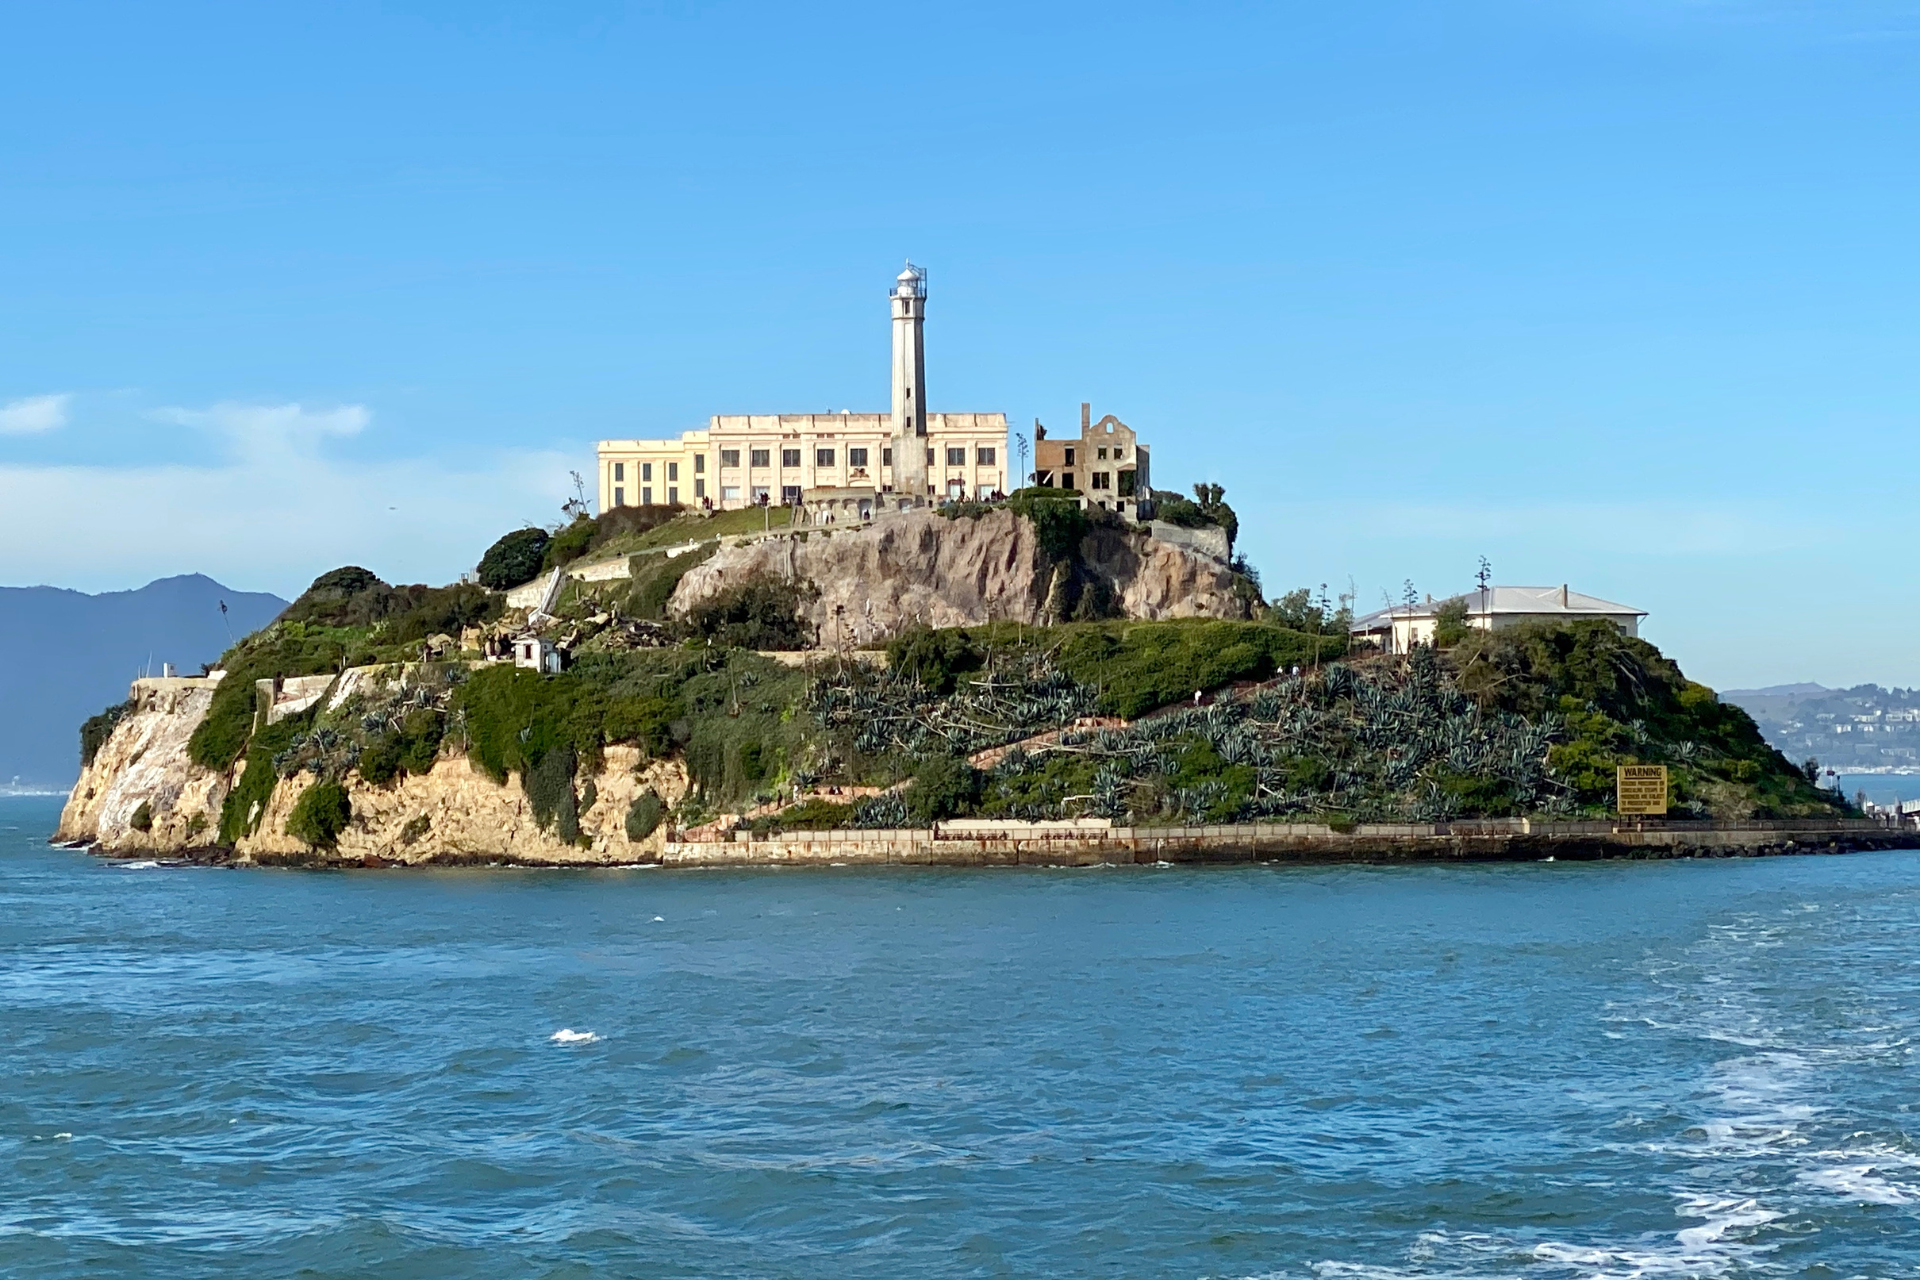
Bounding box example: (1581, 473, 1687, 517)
(1616, 764, 1668, 815)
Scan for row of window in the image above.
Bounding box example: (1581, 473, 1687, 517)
(1036, 470, 1137, 496)
(616, 447, 999, 480)
(612, 485, 692, 506)
(611, 460, 697, 483)
(1050, 445, 1127, 466)
(714, 446, 998, 468)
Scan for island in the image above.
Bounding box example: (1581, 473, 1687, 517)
(55, 488, 1906, 869)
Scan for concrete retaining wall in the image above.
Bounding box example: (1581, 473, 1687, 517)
(661, 818, 1915, 869)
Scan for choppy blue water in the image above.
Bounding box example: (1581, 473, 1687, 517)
(4, 795, 1920, 1278)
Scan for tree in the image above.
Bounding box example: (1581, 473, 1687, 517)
(1433, 597, 1472, 648)
(477, 527, 551, 590)
(1190, 483, 1239, 548)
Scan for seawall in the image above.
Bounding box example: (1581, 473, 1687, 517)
(658, 818, 1918, 869)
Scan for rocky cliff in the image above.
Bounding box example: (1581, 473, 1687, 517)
(57, 671, 689, 865)
(667, 508, 1245, 642)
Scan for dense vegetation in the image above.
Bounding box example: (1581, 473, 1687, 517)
(287, 779, 352, 850)
(477, 529, 550, 590)
(80, 698, 133, 767)
(139, 490, 1842, 853)
(187, 569, 503, 771)
(1449, 620, 1826, 815)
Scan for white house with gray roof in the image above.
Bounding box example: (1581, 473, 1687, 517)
(1350, 585, 1646, 655)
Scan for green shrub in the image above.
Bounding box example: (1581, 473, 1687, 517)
(184, 813, 209, 841)
(452, 665, 606, 784)
(357, 709, 444, 785)
(524, 744, 579, 840)
(477, 527, 551, 590)
(544, 516, 596, 569)
(129, 800, 154, 832)
(904, 755, 981, 823)
(887, 627, 983, 695)
(81, 698, 133, 768)
(750, 797, 854, 832)
(1008, 489, 1088, 560)
(286, 779, 352, 850)
(399, 813, 431, 845)
(625, 790, 665, 841)
(602, 696, 677, 757)
(1154, 483, 1238, 546)
(1433, 597, 1472, 648)
(678, 578, 816, 650)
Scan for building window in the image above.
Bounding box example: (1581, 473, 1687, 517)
(667, 462, 679, 482)
(976, 447, 995, 465)
(694, 455, 705, 474)
(751, 448, 770, 468)
(781, 484, 802, 504)
(882, 447, 893, 466)
(1090, 472, 1108, 490)
(1064, 447, 1075, 465)
(613, 462, 624, 482)
(1097, 447, 1108, 460)
(1037, 472, 1053, 487)
(642, 486, 653, 504)
(948, 480, 966, 499)
(946, 447, 966, 466)
(781, 448, 801, 467)
(1118, 470, 1136, 497)
(720, 449, 741, 468)
(694, 478, 705, 499)
(721, 485, 741, 501)
(1063, 472, 1075, 490)
(668, 486, 678, 504)
(751, 485, 769, 503)
(642, 463, 653, 481)
(848, 447, 868, 468)
(613, 486, 624, 506)
(926, 448, 935, 465)
(816, 448, 835, 467)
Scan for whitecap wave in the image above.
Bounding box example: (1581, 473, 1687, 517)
(549, 1028, 600, 1045)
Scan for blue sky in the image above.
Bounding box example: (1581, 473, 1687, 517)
(1, 1, 1915, 690)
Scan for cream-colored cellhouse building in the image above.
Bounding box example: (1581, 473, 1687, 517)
(597, 265, 1009, 516)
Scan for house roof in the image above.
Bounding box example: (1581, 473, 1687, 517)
(1350, 585, 1646, 633)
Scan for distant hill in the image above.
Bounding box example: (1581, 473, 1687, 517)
(0, 575, 287, 790)
(1721, 681, 1920, 774)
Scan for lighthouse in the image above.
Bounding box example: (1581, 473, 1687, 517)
(890, 262, 929, 498)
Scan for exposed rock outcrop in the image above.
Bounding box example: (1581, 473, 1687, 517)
(58, 678, 229, 852)
(56, 674, 689, 866)
(667, 508, 1245, 642)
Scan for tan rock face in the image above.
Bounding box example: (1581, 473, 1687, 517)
(668, 508, 1245, 641)
(58, 673, 689, 866)
(57, 683, 228, 851)
(237, 748, 689, 866)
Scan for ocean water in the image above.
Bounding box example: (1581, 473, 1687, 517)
(3, 794, 1919, 1278)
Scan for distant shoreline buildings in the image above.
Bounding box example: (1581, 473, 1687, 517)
(596, 264, 1156, 522)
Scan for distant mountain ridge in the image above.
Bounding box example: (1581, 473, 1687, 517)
(1720, 681, 1920, 775)
(0, 574, 287, 789)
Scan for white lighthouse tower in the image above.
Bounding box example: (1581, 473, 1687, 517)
(889, 261, 929, 499)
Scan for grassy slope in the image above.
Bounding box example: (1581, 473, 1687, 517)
(576, 506, 792, 565)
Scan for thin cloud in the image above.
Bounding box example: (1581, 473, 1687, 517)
(0, 394, 70, 435)
(0, 401, 576, 594)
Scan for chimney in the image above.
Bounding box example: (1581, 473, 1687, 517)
(1081, 402, 1091, 432)
(1561, 584, 1569, 607)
